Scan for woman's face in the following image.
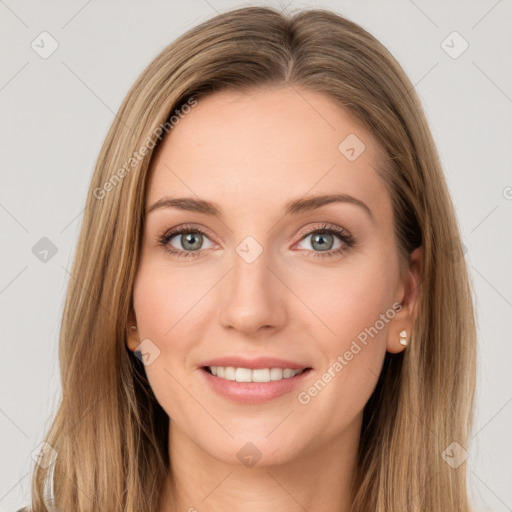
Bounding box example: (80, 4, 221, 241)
(129, 86, 416, 467)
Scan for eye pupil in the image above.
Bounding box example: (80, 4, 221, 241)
(182, 232, 202, 250)
(311, 233, 333, 251)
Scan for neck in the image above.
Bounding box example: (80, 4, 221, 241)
(159, 415, 361, 512)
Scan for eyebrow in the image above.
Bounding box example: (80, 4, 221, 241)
(146, 193, 373, 221)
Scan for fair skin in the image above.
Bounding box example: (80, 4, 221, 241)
(127, 85, 422, 512)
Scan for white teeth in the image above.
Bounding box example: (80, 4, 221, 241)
(208, 366, 304, 382)
(224, 366, 236, 380)
(270, 368, 283, 380)
(235, 367, 252, 382)
(252, 368, 270, 382)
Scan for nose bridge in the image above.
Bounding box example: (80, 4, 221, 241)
(218, 234, 286, 333)
(232, 237, 271, 293)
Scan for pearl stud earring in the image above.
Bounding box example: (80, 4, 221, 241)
(399, 329, 408, 346)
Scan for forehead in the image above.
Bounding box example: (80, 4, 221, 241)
(146, 86, 390, 219)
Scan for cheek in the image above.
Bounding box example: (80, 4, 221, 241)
(131, 260, 206, 418)
(302, 252, 398, 350)
(293, 252, 397, 416)
(132, 259, 207, 345)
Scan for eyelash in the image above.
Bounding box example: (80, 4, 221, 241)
(157, 223, 356, 260)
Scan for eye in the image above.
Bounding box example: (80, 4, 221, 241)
(157, 222, 356, 260)
(158, 224, 214, 258)
(294, 223, 355, 259)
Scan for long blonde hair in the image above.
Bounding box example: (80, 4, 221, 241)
(28, 6, 476, 511)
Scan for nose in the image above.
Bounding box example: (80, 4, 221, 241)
(218, 245, 287, 337)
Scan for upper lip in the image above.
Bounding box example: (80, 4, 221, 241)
(200, 356, 311, 370)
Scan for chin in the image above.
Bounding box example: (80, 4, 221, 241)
(201, 431, 309, 469)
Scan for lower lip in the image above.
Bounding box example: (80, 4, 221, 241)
(199, 367, 313, 404)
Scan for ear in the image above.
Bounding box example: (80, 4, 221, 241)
(126, 309, 140, 352)
(386, 246, 423, 354)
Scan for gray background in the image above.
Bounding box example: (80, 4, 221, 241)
(1, 1, 511, 510)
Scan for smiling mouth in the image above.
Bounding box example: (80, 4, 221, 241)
(202, 366, 312, 383)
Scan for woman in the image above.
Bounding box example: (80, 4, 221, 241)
(23, 5, 476, 511)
